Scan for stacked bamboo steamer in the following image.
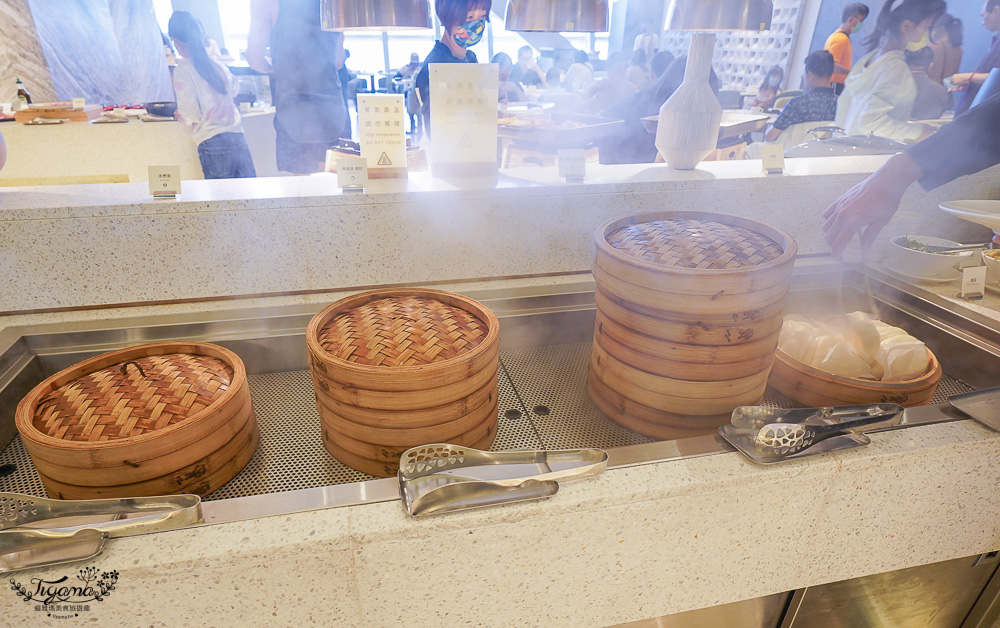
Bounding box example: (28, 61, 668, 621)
(307, 289, 500, 477)
(589, 211, 797, 439)
(15, 342, 258, 499)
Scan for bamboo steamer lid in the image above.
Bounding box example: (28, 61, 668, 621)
(595, 211, 797, 292)
(307, 289, 500, 395)
(15, 342, 257, 498)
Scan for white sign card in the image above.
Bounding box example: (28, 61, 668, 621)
(429, 63, 498, 175)
(558, 149, 586, 181)
(336, 157, 368, 190)
(759, 144, 785, 174)
(148, 166, 181, 198)
(72, 97, 86, 110)
(357, 94, 407, 172)
(961, 265, 986, 299)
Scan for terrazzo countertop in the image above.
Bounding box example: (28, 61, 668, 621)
(0, 418, 997, 627)
(2, 156, 998, 312)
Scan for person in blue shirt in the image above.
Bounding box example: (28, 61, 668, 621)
(765, 50, 839, 141)
(414, 0, 492, 136)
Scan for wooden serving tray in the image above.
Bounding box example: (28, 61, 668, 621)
(15, 104, 103, 123)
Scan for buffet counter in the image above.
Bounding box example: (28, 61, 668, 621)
(1, 158, 999, 627)
(2, 156, 997, 313)
(0, 108, 279, 186)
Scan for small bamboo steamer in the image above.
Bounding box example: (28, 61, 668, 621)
(595, 286, 784, 346)
(315, 388, 498, 446)
(312, 374, 497, 429)
(322, 418, 497, 477)
(587, 371, 731, 439)
(768, 348, 943, 407)
(325, 401, 497, 463)
(37, 415, 260, 500)
(594, 310, 779, 381)
(15, 342, 257, 499)
(594, 211, 797, 295)
(307, 288, 500, 476)
(593, 261, 792, 317)
(589, 343, 768, 414)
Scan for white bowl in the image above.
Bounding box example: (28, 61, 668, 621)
(887, 235, 974, 279)
(983, 249, 1000, 286)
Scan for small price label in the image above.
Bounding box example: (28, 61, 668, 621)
(760, 144, 785, 174)
(148, 166, 181, 197)
(113, 107, 126, 118)
(558, 149, 586, 181)
(336, 157, 368, 190)
(72, 97, 86, 110)
(961, 265, 986, 299)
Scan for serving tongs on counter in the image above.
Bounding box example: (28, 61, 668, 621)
(0, 492, 202, 573)
(720, 403, 904, 464)
(398, 444, 608, 516)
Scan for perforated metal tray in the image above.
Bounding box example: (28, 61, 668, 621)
(0, 342, 974, 502)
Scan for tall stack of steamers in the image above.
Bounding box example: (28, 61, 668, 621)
(588, 211, 797, 439)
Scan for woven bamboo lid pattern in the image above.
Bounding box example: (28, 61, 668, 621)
(606, 219, 783, 269)
(318, 295, 489, 367)
(33, 355, 234, 442)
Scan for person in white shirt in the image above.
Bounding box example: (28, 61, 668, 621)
(835, 0, 945, 143)
(633, 18, 659, 61)
(168, 11, 256, 179)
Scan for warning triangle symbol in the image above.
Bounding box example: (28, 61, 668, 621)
(377, 152, 392, 166)
(458, 133, 472, 146)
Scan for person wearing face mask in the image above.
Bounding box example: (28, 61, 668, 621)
(414, 0, 491, 137)
(751, 66, 784, 109)
(825, 3, 871, 95)
(835, 0, 946, 143)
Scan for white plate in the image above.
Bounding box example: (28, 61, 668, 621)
(882, 258, 961, 283)
(939, 200, 1000, 233)
(498, 101, 554, 117)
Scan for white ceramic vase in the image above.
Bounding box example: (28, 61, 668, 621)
(655, 33, 723, 170)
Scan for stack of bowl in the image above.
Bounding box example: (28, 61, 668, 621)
(307, 289, 500, 477)
(588, 211, 797, 439)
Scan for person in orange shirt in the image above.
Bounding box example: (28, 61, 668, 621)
(825, 3, 871, 94)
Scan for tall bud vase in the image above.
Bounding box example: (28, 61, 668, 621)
(655, 33, 723, 170)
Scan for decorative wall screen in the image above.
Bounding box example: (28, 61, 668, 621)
(658, 0, 804, 92)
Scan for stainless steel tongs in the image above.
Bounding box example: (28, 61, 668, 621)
(732, 403, 904, 457)
(0, 492, 202, 573)
(398, 444, 608, 516)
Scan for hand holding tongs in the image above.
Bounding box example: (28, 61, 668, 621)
(0, 492, 202, 573)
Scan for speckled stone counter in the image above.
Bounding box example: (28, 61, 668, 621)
(0, 417, 997, 627)
(2, 156, 997, 312)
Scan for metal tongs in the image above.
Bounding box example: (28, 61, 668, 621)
(398, 444, 608, 516)
(732, 403, 905, 457)
(0, 492, 202, 573)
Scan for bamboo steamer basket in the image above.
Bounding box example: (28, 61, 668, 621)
(768, 348, 943, 407)
(306, 289, 500, 477)
(15, 342, 257, 500)
(590, 211, 796, 439)
(594, 309, 779, 381)
(587, 371, 730, 440)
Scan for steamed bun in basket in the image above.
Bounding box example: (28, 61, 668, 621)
(778, 312, 930, 382)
